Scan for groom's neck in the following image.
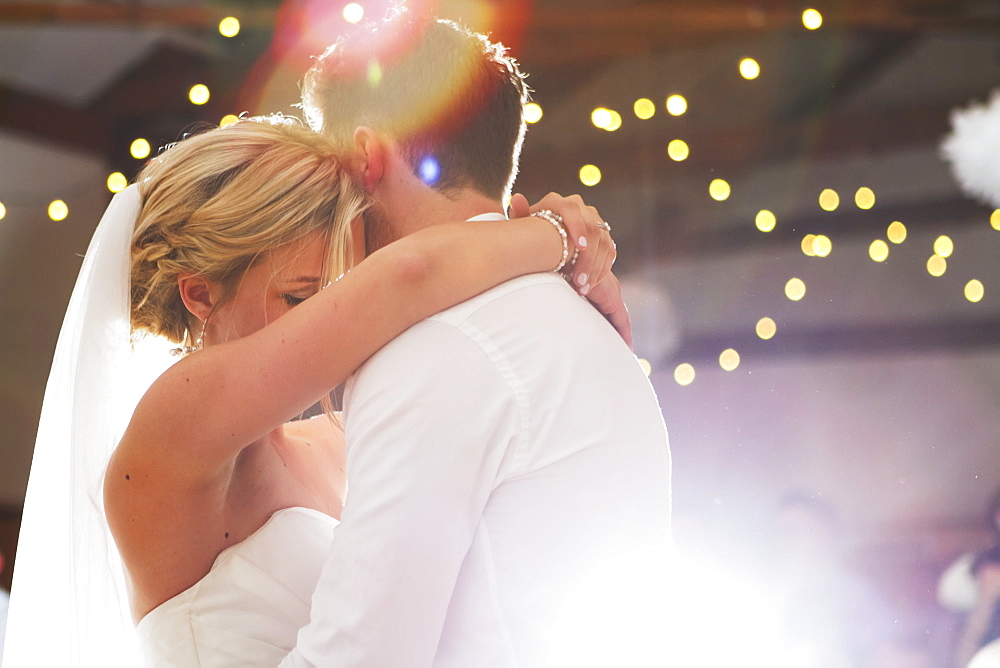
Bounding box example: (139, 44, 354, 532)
(389, 185, 506, 238)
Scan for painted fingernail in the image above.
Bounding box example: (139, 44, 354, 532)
(576, 272, 588, 286)
(581, 283, 591, 296)
(578, 236, 588, 248)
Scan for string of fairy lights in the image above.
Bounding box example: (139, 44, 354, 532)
(519, 6, 1000, 386)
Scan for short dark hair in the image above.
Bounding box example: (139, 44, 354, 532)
(301, 7, 530, 200)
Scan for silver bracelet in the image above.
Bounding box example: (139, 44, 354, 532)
(531, 209, 572, 272)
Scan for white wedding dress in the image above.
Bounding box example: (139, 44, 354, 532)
(135, 507, 337, 667)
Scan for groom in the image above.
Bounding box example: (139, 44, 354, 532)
(281, 9, 671, 666)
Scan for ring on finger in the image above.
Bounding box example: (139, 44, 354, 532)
(596, 221, 611, 232)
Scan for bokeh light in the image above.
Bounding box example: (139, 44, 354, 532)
(0, 201, 6, 220)
(785, 277, 806, 301)
(48, 199, 68, 221)
(638, 358, 652, 377)
(580, 164, 602, 187)
(634, 98, 656, 120)
(666, 94, 688, 116)
(418, 156, 440, 186)
(709, 179, 731, 201)
(218, 16, 240, 37)
(719, 348, 741, 372)
(603, 110, 622, 132)
(992, 210, 1000, 231)
(343, 3, 364, 23)
(591, 107, 613, 129)
(818, 189, 840, 211)
(755, 210, 776, 232)
(188, 84, 210, 105)
(927, 254, 947, 277)
(869, 239, 889, 262)
(812, 234, 832, 257)
(674, 363, 696, 386)
(966, 279, 985, 303)
(130, 138, 151, 159)
(524, 102, 543, 124)
(667, 140, 689, 161)
(739, 58, 761, 80)
(802, 8, 823, 30)
(855, 187, 876, 209)
(106, 172, 127, 193)
(934, 235, 954, 258)
(756, 317, 777, 340)
(220, 114, 240, 127)
(801, 234, 817, 257)
(887, 221, 907, 244)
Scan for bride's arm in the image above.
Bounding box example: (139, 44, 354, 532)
(114, 198, 610, 480)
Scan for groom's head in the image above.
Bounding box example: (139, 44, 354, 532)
(301, 8, 530, 204)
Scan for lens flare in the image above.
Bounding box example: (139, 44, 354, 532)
(524, 102, 543, 124)
(419, 156, 440, 186)
(343, 3, 364, 24)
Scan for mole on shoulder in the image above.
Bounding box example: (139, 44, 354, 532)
(124, 474, 130, 480)
(225, 532, 230, 539)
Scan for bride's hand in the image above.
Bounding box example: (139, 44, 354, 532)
(509, 193, 632, 348)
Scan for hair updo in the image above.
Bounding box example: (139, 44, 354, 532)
(130, 115, 368, 346)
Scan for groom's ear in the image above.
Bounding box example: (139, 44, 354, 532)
(352, 126, 385, 193)
(177, 274, 217, 323)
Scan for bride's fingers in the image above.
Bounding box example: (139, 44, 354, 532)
(509, 193, 531, 219)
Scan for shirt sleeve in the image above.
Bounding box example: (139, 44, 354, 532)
(280, 319, 521, 667)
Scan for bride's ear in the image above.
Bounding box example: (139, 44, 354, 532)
(177, 274, 216, 323)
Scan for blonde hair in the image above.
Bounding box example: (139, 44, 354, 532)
(131, 115, 368, 346)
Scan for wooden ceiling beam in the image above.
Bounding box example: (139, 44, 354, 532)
(0, 84, 106, 154)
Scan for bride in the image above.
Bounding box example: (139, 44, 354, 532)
(3, 115, 621, 667)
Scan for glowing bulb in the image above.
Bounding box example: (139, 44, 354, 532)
(48, 199, 69, 221)
(887, 221, 907, 244)
(801, 234, 817, 257)
(855, 187, 876, 209)
(818, 188, 839, 211)
(106, 172, 127, 193)
(603, 110, 622, 132)
(524, 102, 543, 124)
(343, 3, 364, 23)
(934, 235, 954, 258)
(719, 348, 741, 371)
(667, 140, 689, 161)
(189, 84, 210, 105)
(756, 317, 777, 340)
(869, 239, 889, 262)
(579, 164, 602, 187)
(634, 98, 656, 120)
(756, 210, 776, 232)
(0, 201, 6, 220)
(812, 234, 832, 257)
(130, 138, 151, 159)
(638, 358, 652, 377)
(218, 16, 240, 37)
(739, 58, 761, 80)
(674, 363, 696, 386)
(802, 8, 823, 29)
(709, 179, 731, 201)
(220, 114, 239, 127)
(666, 94, 688, 116)
(992, 210, 1000, 231)
(966, 279, 985, 303)
(591, 107, 613, 129)
(785, 277, 806, 301)
(927, 254, 947, 277)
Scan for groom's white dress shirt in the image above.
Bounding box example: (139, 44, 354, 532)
(282, 255, 671, 667)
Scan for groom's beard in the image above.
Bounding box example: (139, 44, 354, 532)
(363, 201, 397, 256)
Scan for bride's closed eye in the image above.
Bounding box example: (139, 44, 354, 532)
(282, 293, 313, 307)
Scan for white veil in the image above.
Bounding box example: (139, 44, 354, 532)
(4, 185, 153, 667)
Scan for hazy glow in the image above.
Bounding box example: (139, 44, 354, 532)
(218, 16, 240, 37)
(756, 317, 777, 340)
(189, 84, 210, 105)
(130, 138, 151, 159)
(638, 358, 653, 377)
(418, 156, 440, 185)
(634, 98, 656, 119)
(855, 187, 876, 209)
(579, 164, 602, 187)
(709, 179, 731, 201)
(927, 254, 947, 277)
(524, 102, 543, 124)
(367, 59, 382, 87)
(818, 189, 839, 211)
(674, 363, 695, 386)
(604, 110, 622, 131)
(591, 107, 613, 129)
(801, 234, 817, 257)
(220, 114, 240, 127)
(869, 239, 889, 262)
(812, 234, 832, 257)
(785, 277, 806, 301)
(667, 140, 689, 161)
(106, 172, 127, 193)
(755, 210, 776, 232)
(740, 58, 761, 80)
(802, 8, 823, 29)
(719, 348, 741, 371)
(48, 199, 69, 221)
(666, 94, 688, 116)
(992, 210, 1000, 231)
(934, 235, 954, 258)
(887, 221, 907, 244)
(0, 201, 6, 220)
(966, 279, 985, 303)
(343, 3, 364, 23)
